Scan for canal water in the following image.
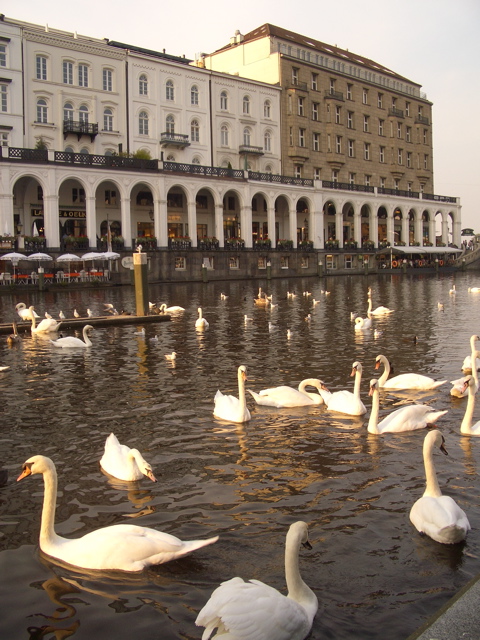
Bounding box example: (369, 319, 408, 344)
(0, 271, 480, 640)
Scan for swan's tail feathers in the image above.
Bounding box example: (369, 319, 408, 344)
(247, 389, 261, 403)
(437, 524, 470, 545)
(431, 380, 448, 389)
(182, 535, 219, 555)
(425, 409, 448, 425)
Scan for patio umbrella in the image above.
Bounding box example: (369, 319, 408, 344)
(102, 251, 120, 260)
(27, 252, 53, 268)
(0, 252, 28, 280)
(81, 251, 104, 273)
(56, 253, 81, 263)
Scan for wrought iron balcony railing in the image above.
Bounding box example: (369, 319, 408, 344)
(160, 132, 190, 148)
(63, 120, 99, 140)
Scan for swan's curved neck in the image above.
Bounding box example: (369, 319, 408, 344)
(285, 531, 316, 616)
(377, 357, 390, 386)
(367, 388, 380, 434)
(367, 297, 372, 314)
(298, 379, 319, 400)
(237, 370, 246, 411)
(423, 441, 442, 498)
(461, 385, 476, 434)
(353, 369, 362, 399)
(83, 327, 92, 347)
(40, 466, 61, 547)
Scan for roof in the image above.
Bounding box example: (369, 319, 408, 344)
(107, 40, 192, 64)
(214, 23, 418, 86)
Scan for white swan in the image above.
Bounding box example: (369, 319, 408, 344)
(196, 521, 318, 640)
(367, 289, 394, 315)
(461, 335, 480, 372)
(17, 455, 218, 571)
(248, 379, 327, 408)
(375, 354, 447, 390)
(159, 303, 185, 313)
(409, 430, 471, 544)
(195, 307, 209, 330)
(16, 302, 39, 320)
(28, 306, 62, 334)
(460, 376, 480, 436)
(214, 365, 251, 423)
(449, 284, 456, 295)
(468, 287, 480, 293)
(367, 379, 448, 434)
(451, 341, 480, 397)
(164, 351, 176, 361)
(354, 316, 372, 331)
(51, 325, 93, 348)
(100, 433, 157, 482)
(320, 362, 367, 416)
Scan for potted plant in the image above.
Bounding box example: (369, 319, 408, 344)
(411, 241, 421, 247)
(254, 239, 272, 249)
(362, 239, 375, 250)
(344, 239, 358, 249)
(378, 240, 390, 249)
(325, 239, 339, 249)
(298, 240, 314, 250)
(225, 237, 245, 249)
(394, 240, 406, 246)
(136, 237, 158, 250)
(276, 239, 294, 250)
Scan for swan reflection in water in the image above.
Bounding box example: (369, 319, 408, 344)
(101, 474, 157, 515)
(27, 575, 81, 640)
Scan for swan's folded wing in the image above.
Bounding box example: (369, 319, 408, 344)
(196, 578, 309, 640)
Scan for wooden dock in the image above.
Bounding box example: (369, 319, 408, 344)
(0, 313, 171, 335)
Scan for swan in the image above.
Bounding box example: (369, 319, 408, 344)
(449, 285, 456, 295)
(461, 335, 480, 372)
(367, 289, 394, 315)
(28, 307, 62, 334)
(6, 322, 21, 346)
(320, 362, 367, 416)
(159, 303, 185, 313)
(195, 307, 209, 330)
(196, 521, 318, 640)
(220, 293, 228, 300)
(16, 302, 39, 320)
(51, 325, 93, 348)
(100, 433, 157, 482)
(354, 316, 372, 331)
(375, 354, 447, 390)
(367, 379, 448, 434)
(459, 376, 480, 436)
(0, 365, 9, 372)
(17, 455, 218, 571)
(468, 287, 480, 293)
(214, 365, 251, 423)
(164, 352, 176, 361)
(452, 343, 480, 397)
(248, 379, 327, 408)
(409, 430, 470, 544)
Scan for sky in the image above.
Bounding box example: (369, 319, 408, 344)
(7, 0, 480, 230)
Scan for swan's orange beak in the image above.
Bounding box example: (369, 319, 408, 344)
(242, 370, 248, 382)
(146, 470, 157, 482)
(368, 384, 375, 397)
(375, 361, 380, 370)
(350, 367, 356, 377)
(17, 464, 32, 482)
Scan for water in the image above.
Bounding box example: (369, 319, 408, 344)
(1, 271, 480, 640)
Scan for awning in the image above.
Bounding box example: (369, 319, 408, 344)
(378, 246, 461, 254)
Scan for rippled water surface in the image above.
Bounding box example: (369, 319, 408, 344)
(1, 271, 480, 640)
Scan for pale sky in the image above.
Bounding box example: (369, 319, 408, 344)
(7, 0, 480, 230)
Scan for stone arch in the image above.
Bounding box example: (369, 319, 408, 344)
(95, 178, 124, 244)
(223, 188, 244, 240)
(57, 174, 90, 242)
(194, 186, 217, 240)
(165, 183, 189, 239)
(342, 201, 355, 244)
(360, 203, 371, 245)
(11, 172, 50, 239)
(275, 194, 293, 242)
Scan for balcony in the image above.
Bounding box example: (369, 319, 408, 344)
(388, 107, 404, 118)
(160, 132, 190, 149)
(238, 145, 264, 156)
(63, 120, 99, 142)
(324, 89, 344, 101)
(415, 115, 430, 125)
(287, 146, 309, 161)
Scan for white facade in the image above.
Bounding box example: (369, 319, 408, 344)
(0, 17, 23, 149)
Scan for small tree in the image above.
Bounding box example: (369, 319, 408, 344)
(35, 136, 48, 150)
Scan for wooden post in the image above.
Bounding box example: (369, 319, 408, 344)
(133, 251, 148, 316)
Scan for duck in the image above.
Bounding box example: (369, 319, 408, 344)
(248, 379, 327, 408)
(195, 307, 209, 330)
(87, 309, 93, 318)
(437, 302, 444, 311)
(320, 362, 367, 416)
(6, 322, 21, 346)
(159, 303, 185, 313)
(45, 311, 53, 319)
(409, 430, 470, 544)
(354, 316, 372, 331)
(100, 433, 157, 482)
(196, 521, 317, 640)
(28, 307, 62, 334)
(367, 288, 394, 315)
(164, 352, 176, 361)
(16, 302, 39, 321)
(51, 325, 93, 348)
(134, 328, 145, 337)
(367, 379, 447, 434)
(461, 335, 480, 372)
(220, 293, 228, 300)
(375, 354, 447, 390)
(459, 376, 480, 436)
(213, 365, 251, 423)
(17, 455, 218, 571)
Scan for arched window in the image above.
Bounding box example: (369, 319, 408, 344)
(166, 114, 175, 134)
(166, 154, 175, 162)
(221, 124, 229, 147)
(243, 95, 250, 115)
(191, 84, 199, 105)
(166, 79, 174, 101)
(63, 102, 74, 122)
(139, 74, 148, 96)
(103, 107, 113, 132)
(139, 110, 149, 135)
(265, 164, 273, 174)
(36, 98, 48, 123)
(64, 146, 74, 153)
(191, 119, 200, 142)
(79, 105, 89, 124)
(220, 90, 228, 110)
(264, 130, 271, 152)
(243, 127, 251, 146)
(105, 149, 114, 156)
(192, 156, 201, 164)
(80, 147, 89, 154)
(264, 100, 271, 118)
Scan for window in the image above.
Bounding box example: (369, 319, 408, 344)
(405, 102, 410, 117)
(314, 167, 321, 180)
(298, 97, 304, 116)
(36, 98, 48, 123)
(229, 256, 239, 270)
(221, 124, 229, 146)
(347, 83, 353, 100)
(312, 102, 319, 121)
(292, 67, 299, 85)
(380, 177, 386, 188)
(191, 119, 200, 142)
(379, 146, 385, 163)
(242, 95, 250, 115)
(363, 115, 369, 133)
(139, 74, 148, 96)
(349, 172, 355, 185)
(329, 78, 336, 93)
(378, 119, 384, 136)
(394, 178, 400, 190)
(311, 73, 318, 90)
(264, 130, 271, 152)
(313, 132, 320, 151)
(336, 135, 342, 154)
(0, 43, 6, 67)
(280, 256, 289, 269)
(406, 126, 411, 143)
(36, 55, 47, 80)
(294, 165, 301, 178)
(104, 189, 117, 205)
(362, 88, 368, 104)
(72, 187, 85, 203)
(220, 90, 228, 110)
(63, 61, 73, 84)
(423, 129, 428, 144)
(139, 110, 149, 135)
(166, 114, 175, 134)
(347, 111, 353, 129)
(332, 170, 338, 183)
(78, 64, 88, 87)
(0, 84, 7, 112)
(175, 256, 186, 270)
(79, 105, 89, 124)
(335, 105, 341, 124)
(365, 175, 371, 187)
(264, 100, 271, 118)
(397, 122, 402, 138)
(0, 131, 8, 146)
(192, 156, 201, 165)
(243, 127, 251, 146)
(166, 79, 174, 101)
(299, 128, 305, 147)
(424, 154, 429, 170)
(103, 69, 112, 92)
(63, 102, 74, 122)
(398, 148, 403, 164)
(392, 97, 397, 109)
(348, 139, 354, 157)
(378, 93, 383, 108)
(103, 107, 113, 131)
(191, 84, 199, 105)
(364, 142, 370, 160)
(289, 127, 293, 146)
(406, 151, 412, 168)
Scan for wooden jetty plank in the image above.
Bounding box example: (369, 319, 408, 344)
(0, 314, 171, 335)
